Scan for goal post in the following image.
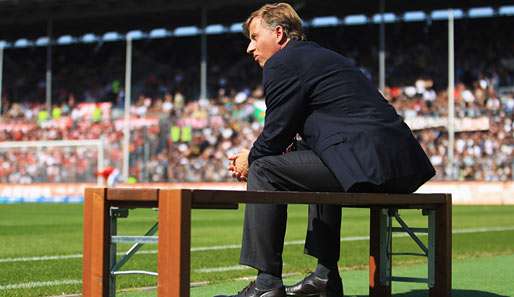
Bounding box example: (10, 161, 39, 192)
(0, 138, 105, 185)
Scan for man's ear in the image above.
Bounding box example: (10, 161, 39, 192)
(276, 26, 287, 45)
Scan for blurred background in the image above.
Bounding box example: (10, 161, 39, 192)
(0, 1, 512, 191)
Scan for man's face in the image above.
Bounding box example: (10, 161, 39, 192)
(246, 17, 284, 68)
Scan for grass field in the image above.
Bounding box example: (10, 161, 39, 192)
(1, 204, 514, 297)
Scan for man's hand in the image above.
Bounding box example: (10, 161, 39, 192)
(228, 149, 250, 182)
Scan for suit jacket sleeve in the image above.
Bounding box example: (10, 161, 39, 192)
(248, 61, 305, 165)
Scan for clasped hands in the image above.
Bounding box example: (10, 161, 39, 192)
(228, 149, 249, 182)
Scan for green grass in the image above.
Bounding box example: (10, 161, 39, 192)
(0, 204, 513, 296)
(121, 254, 514, 297)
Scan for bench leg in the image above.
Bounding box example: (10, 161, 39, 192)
(158, 189, 192, 297)
(429, 199, 452, 297)
(108, 208, 118, 297)
(369, 208, 391, 297)
(83, 188, 110, 297)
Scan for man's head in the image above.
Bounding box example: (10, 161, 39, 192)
(243, 3, 305, 67)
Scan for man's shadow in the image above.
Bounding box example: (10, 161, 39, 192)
(348, 290, 509, 297)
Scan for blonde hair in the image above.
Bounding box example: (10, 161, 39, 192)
(243, 2, 305, 41)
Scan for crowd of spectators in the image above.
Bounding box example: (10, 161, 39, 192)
(385, 77, 513, 181)
(1, 79, 512, 184)
(0, 88, 266, 183)
(0, 17, 512, 184)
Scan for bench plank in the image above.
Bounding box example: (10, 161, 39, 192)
(190, 189, 447, 207)
(107, 188, 159, 201)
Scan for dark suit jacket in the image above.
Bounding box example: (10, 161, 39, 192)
(248, 40, 435, 193)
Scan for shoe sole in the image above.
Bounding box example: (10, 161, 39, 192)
(287, 292, 344, 297)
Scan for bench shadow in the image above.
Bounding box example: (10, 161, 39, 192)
(349, 289, 509, 297)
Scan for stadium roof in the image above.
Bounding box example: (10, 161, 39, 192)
(0, 0, 512, 41)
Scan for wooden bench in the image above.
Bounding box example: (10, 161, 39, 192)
(82, 187, 451, 297)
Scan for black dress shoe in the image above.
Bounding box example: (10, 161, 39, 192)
(285, 273, 343, 297)
(214, 281, 286, 297)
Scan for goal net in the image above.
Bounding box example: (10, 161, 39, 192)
(0, 139, 105, 184)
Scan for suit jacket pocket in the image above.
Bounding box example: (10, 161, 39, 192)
(316, 132, 347, 152)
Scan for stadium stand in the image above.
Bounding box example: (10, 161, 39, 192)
(1, 17, 512, 183)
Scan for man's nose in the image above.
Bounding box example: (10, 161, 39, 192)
(247, 41, 255, 54)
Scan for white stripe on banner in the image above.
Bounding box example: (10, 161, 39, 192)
(0, 197, 83, 204)
(1, 226, 513, 264)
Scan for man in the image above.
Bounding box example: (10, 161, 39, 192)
(220, 3, 435, 297)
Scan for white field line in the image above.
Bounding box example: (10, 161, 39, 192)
(196, 263, 290, 274)
(1, 226, 513, 265)
(195, 265, 251, 273)
(235, 272, 300, 282)
(0, 250, 158, 264)
(0, 279, 80, 290)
